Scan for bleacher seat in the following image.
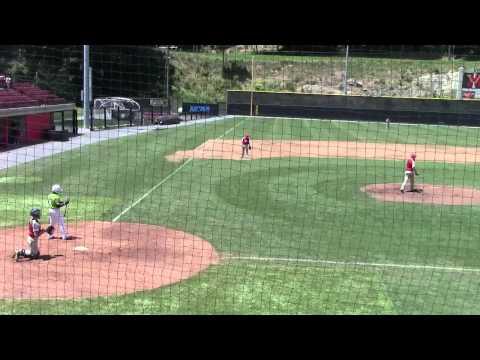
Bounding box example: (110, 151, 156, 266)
(0, 81, 68, 108)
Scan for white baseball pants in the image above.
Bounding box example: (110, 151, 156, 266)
(48, 208, 68, 239)
(25, 236, 40, 257)
(400, 171, 415, 191)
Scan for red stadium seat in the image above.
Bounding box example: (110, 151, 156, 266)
(5, 81, 68, 108)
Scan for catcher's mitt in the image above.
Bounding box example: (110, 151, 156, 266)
(46, 225, 55, 235)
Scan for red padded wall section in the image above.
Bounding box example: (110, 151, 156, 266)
(25, 113, 53, 141)
(0, 118, 7, 145)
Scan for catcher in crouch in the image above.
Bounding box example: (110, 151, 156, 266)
(400, 153, 420, 193)
(12, 208, 54, 261)
(48, 184, 71, 240)
(241, 132, 252, 159)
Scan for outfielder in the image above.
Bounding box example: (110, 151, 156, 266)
(241, 132, 252, 159)
(400, 153, 420, 193)
(12, 208, 54, 261)
(47, 184, 71, 240)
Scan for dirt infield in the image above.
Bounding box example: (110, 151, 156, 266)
(361, 183, 480, 206)
(0, 221, 219, 300)
(166, 140, 480, 163)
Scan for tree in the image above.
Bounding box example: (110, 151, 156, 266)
(10, 45, 171, 103)
(0, 46, 21, 74)
(90, 45, 169, 100)
(214, 45, 235, 75)
(20, 45, 83, 101)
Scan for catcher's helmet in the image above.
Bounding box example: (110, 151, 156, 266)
(30, 208, 41, 217)
(52, 184, 63, 193)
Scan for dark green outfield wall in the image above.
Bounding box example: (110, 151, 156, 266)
(227, 91, 480, 125)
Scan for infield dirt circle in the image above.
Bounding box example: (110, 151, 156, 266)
(166, 139, 480, 163)
(0, 221, 219, 300)
(361, 183, 480, 206)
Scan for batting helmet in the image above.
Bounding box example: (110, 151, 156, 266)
(30, 208, 41, 217)
(52, 184, 63, 193)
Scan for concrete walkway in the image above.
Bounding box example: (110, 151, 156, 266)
(0, 116, 234, 171)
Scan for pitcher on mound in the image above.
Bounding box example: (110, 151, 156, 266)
(400, 153, 420, 193)
(48, 184, 71, 240)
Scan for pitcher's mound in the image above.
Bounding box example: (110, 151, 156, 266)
(0, 221, 219, 300)
(361, 183, 480, 206)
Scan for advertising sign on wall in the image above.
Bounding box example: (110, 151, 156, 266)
(182, 103, 219, 115)
(462, 71, 480, 99)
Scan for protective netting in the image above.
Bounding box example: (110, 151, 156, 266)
(0, 45, 480, 314)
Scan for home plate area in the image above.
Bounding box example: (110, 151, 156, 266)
(0, 221, 219, 300)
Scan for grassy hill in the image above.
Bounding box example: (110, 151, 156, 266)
(171, 50, 479, 104)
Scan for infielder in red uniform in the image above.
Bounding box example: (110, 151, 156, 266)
(241, 132, 252, 159)
(400, 153, 420, 193)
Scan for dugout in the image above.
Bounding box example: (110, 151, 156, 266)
(227, 91, 480, 126)
(0, 104, 78, 149)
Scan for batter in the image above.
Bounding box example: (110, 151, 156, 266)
(48, 184, 71, 240)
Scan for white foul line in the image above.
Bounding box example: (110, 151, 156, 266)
(112, 157, 193, 222)
(112, 120, 243, 222)
(225, 255, 480, 273)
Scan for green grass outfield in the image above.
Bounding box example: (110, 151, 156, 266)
(2, 116, 480, 314)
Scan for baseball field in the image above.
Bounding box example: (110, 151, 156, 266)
(1, 116, 480, 314)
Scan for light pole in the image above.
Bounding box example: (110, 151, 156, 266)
(250, 56, 255, 116)
(159, 46, 171, 113)
(83, 45, 90, 129)
(344, 45, 349, 95)
(166, 46, 170, 113)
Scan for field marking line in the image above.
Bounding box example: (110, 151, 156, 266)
(112, 119, 243, 222)
(225, 255, 480, 273)
(112, 158, 193, 222)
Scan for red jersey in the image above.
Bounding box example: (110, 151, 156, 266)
(405, 158, 415, 172)
(467, 73, 480, 89)
(28, 218, 41, 238)
(242, 136, 250, 145)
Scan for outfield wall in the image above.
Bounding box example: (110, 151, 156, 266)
(226, 91, 480, 125)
